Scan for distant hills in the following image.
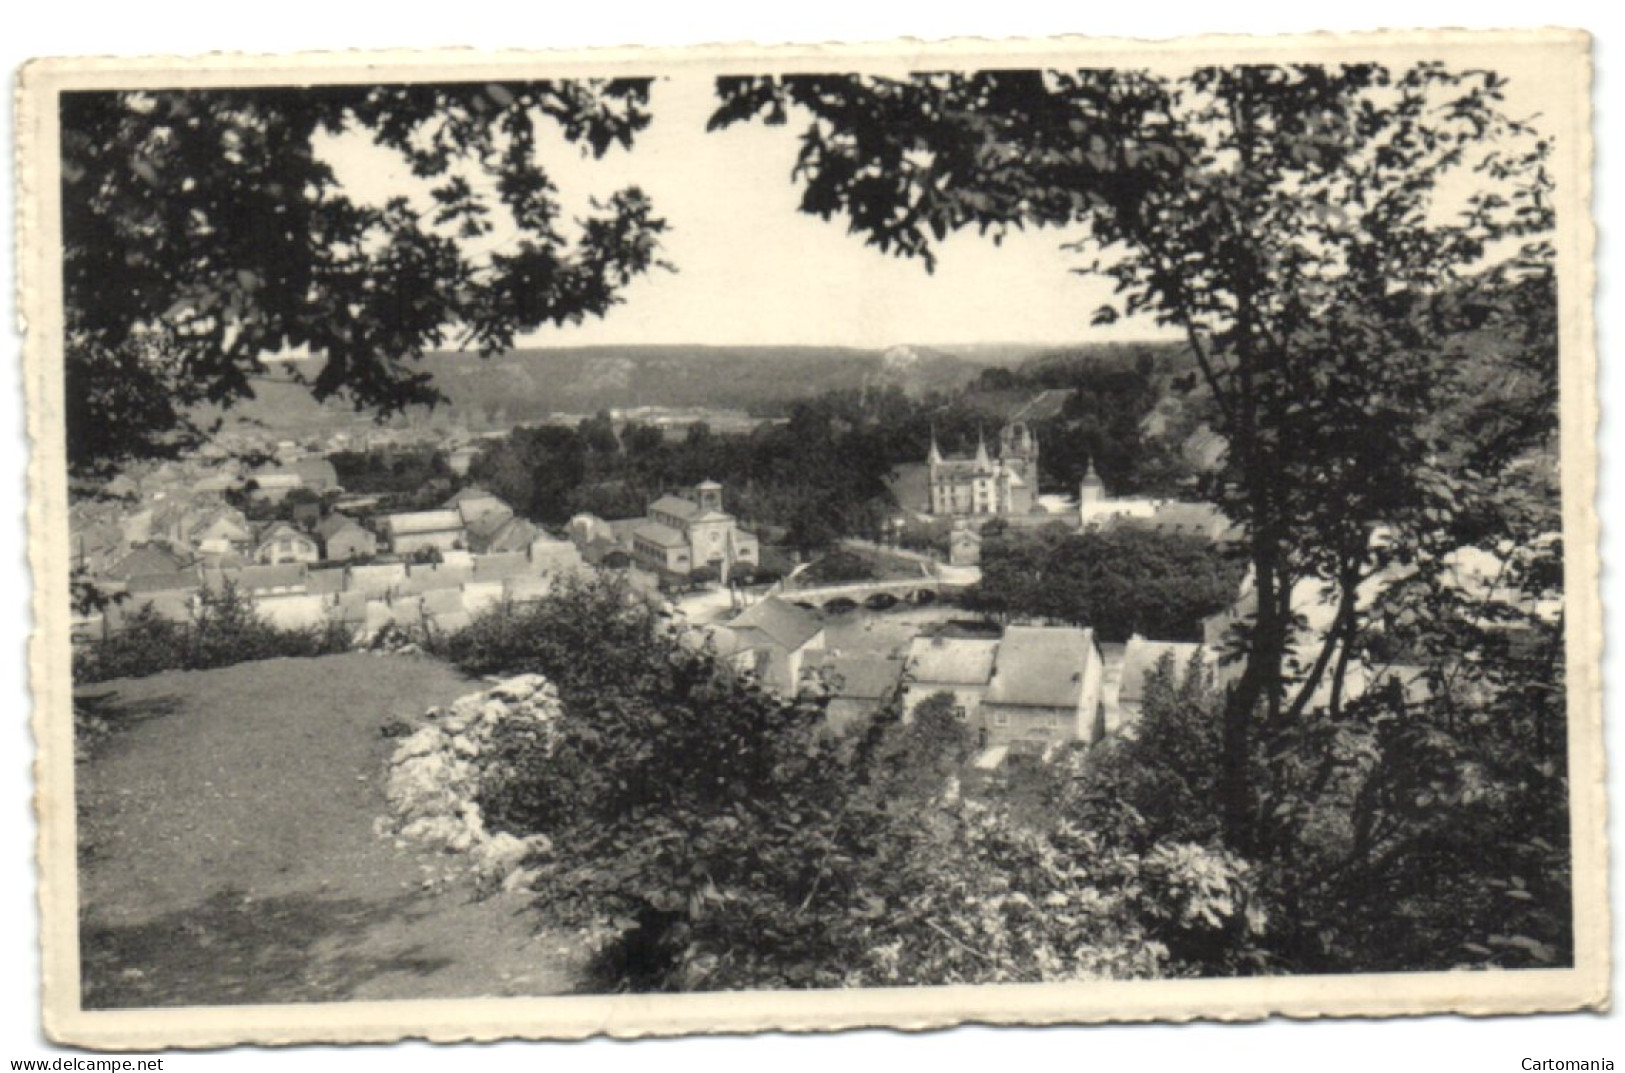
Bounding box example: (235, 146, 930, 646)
(216, 340, 1183, 436)
(417, 344, 1030, 421)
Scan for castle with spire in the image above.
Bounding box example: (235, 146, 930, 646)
(926, 421, 1040, 517)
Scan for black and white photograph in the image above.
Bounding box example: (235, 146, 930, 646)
(13, 22, 1606, 1052)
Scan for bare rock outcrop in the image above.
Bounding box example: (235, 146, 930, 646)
(380, 673, 559, 892)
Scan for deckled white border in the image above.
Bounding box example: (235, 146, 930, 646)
(15, 28, 1606, 1050)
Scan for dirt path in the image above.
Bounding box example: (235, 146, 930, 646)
(75, 652, 583, 1009)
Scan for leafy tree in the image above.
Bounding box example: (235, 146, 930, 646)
(578, 409, 622, 455)
(620, 421, 666, 457)
(74, 581, 353, 682)
(868, 691, 974, 801)
(467, 424, 586, 523)
(62, 81, 667, 480)
(1075, 652, 1225, 850)
(969, 526, 1244, 643)
(711, 64, 1556, 854)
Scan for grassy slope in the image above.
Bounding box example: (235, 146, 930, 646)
(75, 652, 582, 1008)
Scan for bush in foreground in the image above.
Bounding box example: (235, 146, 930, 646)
(74, 583, 354, 684)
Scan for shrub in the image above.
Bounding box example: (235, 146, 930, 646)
(432, 576, 1269, 990)
(73, 582, 354, 683)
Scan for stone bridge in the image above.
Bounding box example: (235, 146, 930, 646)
(772, 576, 958, 611)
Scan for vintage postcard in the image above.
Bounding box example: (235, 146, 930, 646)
(16, 27, 1604, 1049)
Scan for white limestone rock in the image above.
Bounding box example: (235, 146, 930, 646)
(379, 674, 565, 891)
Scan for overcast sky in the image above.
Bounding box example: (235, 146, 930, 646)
(321, 49, 1568, 353)
(323, 75, 1167, 351)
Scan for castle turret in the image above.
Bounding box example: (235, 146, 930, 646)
(1080, 458, 1106, 510)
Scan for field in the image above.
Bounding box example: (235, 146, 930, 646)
(75, 652, 583, 1008)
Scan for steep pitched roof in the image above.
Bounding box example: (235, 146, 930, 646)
(305, 567, 348, 596)
(106, 544, 190, 581)
(256, 521, 314, 546)
(730, 597, 824, 653)
(348, 562, 407, 596)
(818, 654, 905, 701)
(125, 570, 200, 596)
(985, 626, 1096, 709)
(316, 512, 366, 541)
(185, 506, 249, 538)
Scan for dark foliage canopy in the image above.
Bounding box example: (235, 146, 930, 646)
(62, 80, 667, 480)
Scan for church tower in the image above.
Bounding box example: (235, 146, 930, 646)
(696, 479, 723, 513)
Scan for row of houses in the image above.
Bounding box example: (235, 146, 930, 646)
(700, 596, 1212, 758)
(82, 483, 551, 582)
(897, 626, 1107, 751)
(78, 540, 590, 642)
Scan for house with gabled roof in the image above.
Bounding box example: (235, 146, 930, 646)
(468, 513, 535, 555)
(444, 486, 513, 530)
(105, 543, 191, 583)
(316, 513, 378, 562)
(902, 634, 1000, 727)
(184, 506, 253, 558)
(811, 653, 906, 734)
(72, 520, 129, 577)
(713, 596, 826, 696)
(254, 521, 321, 565)
(980, 625, 1105, 748)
